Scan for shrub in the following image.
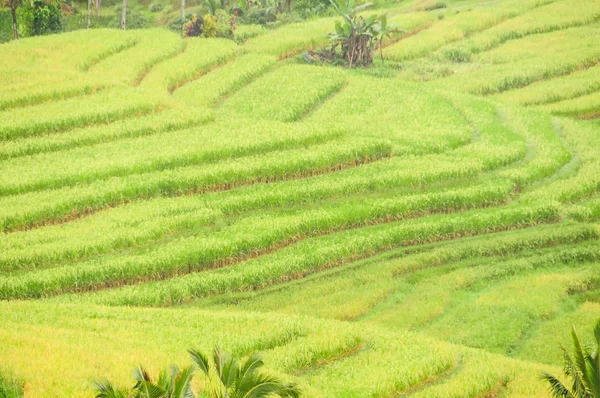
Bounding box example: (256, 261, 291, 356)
(215, 9, 234, 38)
(440, 46, 472, 63)
(424, 2, 446, 11)
(148, 2, 163, 12)
(18, 0, 62, 37)
(183, 13, 203, 36)
(203, 13, 216, 36)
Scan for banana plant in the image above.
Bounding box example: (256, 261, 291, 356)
(328, 0, 401, 67)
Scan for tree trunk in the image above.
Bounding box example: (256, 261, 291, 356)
(95, 0, 100, 21)
(10, 3, 18, 40)
(181, 0, 185, 28)
(121, 0, 126, 30)
(87, 0, 92, 28)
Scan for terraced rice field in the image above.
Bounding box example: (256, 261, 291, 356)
(1, 0, 600, 396)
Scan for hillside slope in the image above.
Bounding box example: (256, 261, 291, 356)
(1, 0, 600, 395)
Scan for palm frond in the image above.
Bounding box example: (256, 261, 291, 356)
(189, 348, 210, 376)
(541, 373, 576, 398)
(173, 365, 196, 398)
(93, 379, 129, 398)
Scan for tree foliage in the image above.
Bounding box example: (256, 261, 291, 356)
(542, 319, 600, 398)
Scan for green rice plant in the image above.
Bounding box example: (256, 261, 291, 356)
(422, 266, 595, 353)
(437, 24, 600, 95)
(466, 0, 600, 53)
(0, 137, 388, 231)
(198, 257, 398, 321)
(522, 118, 600, 203)
(306, 77, 474, 155)
(79, 36, 140, 71)
(0, 119, 341, 196)
(0, 83, 106, 111)
(495, 106, 572, 186)
(87, 29, 185, 86)
(492, 64, 600, 106)
(195, 224, 597, 322)
(304, 328, 457, 396)
(0, 88, 163, 141)
(382, 0, 549, 62)
(174, 54, 276, 107)
(0, 203, 223, 273)
(0, 29, 134, 94)
(0, 107, 214, 160)
(566, 196, 600, 221)
(243, 18, 335, 58)
(235, 24, 267, 40)
(535, 90, 600, 118)
(0, 298, 557, 397)
(0, 179, 512, 272)
(218, 64, 346, 122)
(0, 104, 527, 231)
(0, 301, 314, 396)
(518, 302, 600, 366)
(54, 203, 561, 306)
(140, 38, 238, 92)
(407, 350, 513, 398)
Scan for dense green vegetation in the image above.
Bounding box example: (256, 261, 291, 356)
(1, 0, 600, 396)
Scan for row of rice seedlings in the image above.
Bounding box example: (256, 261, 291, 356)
(87, 29, 184, 86)
(522, 118, 600, 203)
(218, 64, 346, 122)
(492, 64, 600, 106)
(437, 24, 600, 95)
(0, 300, 316, 396)
(0, 105, 526, 232)
(0, 297, 556, 397)
(243, 17, 335, 58)
(173, 53, 276, 107)
(306, 77, 473, 155)
(466, 0, 600, 53)
(0, 137, 390, 231)
(382, 0, 549, 62)
(495, 106, 572, 185)
(51, 203, 561, 306)
(198, 224, 597, 322)
(0, 107, 214, 160)
(2, 298, 543, 397)
(0, 94, 523, 231)
(0, 119, 342, 196)
(517, 301, 600, 366)
(0, 29, 132, 91)
(0, 87, 163, 141)
(196, 254, 399, 321)
(535, 89, 600, 118)
(140, 38, 238, 92)
(304, 327, 457, 397)
(421, 264, 598, 354)
(0, 179, 513, 272)
(0, 82, 105, 112)
(234, 24, 267, 40)
(370, 243, 600, 346)
(407, 349, 551, 398)
(566, 196, 600, 221)
(79, 35, 139, 71)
